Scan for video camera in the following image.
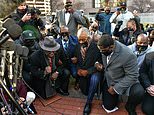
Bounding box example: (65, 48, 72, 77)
(27, 7, 41, 16)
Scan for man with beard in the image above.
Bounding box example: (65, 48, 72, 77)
(97, 34, 144, 115)
(95, 6, 112, 35)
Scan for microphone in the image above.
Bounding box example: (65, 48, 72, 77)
(0, 34, 10, 46)
(24, 92, 35, 114)
(0, 18, 22, 46)
(2, 18, 15, 28)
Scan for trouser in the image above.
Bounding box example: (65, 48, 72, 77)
(80, 72, 101, 103)
(141, 93, 154, 115)
(102, 81, 144, 111)
(55, 68, 70, 92)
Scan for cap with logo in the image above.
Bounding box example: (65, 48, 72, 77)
(22, 30, 36, 40)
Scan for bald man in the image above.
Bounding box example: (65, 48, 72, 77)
(128, 33, 152, 69)
(95, 6, 112, 35)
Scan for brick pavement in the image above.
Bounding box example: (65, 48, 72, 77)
(33, 96, 144, 115)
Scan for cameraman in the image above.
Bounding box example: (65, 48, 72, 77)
(110, 2, 134, 32)
(7, 2, 45, 40)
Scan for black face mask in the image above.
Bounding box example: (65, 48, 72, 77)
(62, 36, 69, 41)
(137, 45, 148, 52)
(102, 50, 112, 56)
(80, 42, 88, 48)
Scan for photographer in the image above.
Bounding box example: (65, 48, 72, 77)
(7, 2, 45, 40)
(110, 2, 134, 32)
(95, 6, 112, 35)
(113, 18, 141, 46)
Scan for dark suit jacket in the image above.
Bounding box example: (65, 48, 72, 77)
(75, 41, 102, 75)
(139, 52, 154, 89)
(56, 35, 78, 67)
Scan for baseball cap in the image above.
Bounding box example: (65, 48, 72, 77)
(22, 30, 36, 40)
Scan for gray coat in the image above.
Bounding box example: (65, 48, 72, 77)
(102, 41, 139, 96)
(53, 9, 86, 36)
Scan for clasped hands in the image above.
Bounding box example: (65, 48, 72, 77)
(77, 69, 88, 77)
(94, 62, 104, 71)
(44, 66, 58, 80)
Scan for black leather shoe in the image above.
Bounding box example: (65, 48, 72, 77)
(56, 88, 69, 96)
(125, 104, 137, 115)
(83, 103, 92, 115)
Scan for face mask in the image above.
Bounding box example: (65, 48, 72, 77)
(102, 50, 112, 56)
(137, 45, 148, 52)
(121, 7, 126, 14)
(81, 42, 88, 48)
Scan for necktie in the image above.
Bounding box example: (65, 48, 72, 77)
(49, 58, 52, 72)
(64, 42, 68, 52)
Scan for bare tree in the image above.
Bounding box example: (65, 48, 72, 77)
(129, 0, 154, 13)
(0, 0, 24, 18)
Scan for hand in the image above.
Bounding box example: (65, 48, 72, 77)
(21, 13, 31, 22)
(58, 59, 63, 65)
(68, 8, 74, 13)
(80, 69, 88, 77)
(95, 62, 103, 71)
(71, 57, 77, 64)
(108, 86, 116, 95)
(51, 71, 59, 80)
(147, 85, 154, 96)
(44, 66, 51, 75)
(116, 11, 120, 15)
(77, 69, 82, 76)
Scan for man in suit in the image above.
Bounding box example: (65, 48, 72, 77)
(29, 36, 69, 99)
(139, 52, 154, 115)
(97, 34, 144, 115)
(53, 0, 86, 36)
(56, 26, 79, 90)
(75, 27, 103, 115)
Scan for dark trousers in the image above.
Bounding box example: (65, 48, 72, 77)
(56, 68, 70, 92)
(102, 81, 144, 111)
(141, 93, 154, 115)
(80, 72, 101, 103)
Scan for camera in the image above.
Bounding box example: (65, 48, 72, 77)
(27, 8, 41, 16)
(117, 21, 123, 26)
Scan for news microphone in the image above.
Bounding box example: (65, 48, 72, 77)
(0, 24, 22, 46)
(0, 34, 10, 46)
(2, 18, 15, 28)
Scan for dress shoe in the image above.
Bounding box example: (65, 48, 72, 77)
(83, 103, 92, 115)
(125, 104, 137, 115)
(56, 88, 69, 96)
